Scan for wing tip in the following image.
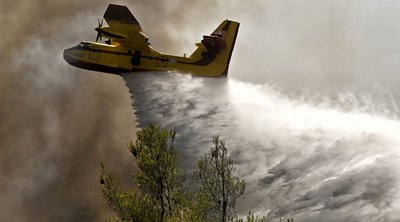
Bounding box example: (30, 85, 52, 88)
(104, 4, 139, 25)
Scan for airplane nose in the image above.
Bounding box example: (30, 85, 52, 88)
(63, 47, 72, 55)
(63, 48, 75, 65)
(63, 49, 69, 61)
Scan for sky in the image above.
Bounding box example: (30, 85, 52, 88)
(1, 0, 400, 221)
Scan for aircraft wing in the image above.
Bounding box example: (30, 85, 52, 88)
(104, 4, 152, 52)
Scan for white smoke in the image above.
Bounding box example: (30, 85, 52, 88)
(124, 72, 400, 221)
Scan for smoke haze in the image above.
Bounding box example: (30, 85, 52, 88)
(0, 1, 136, 221)
(2, 0, 400, 221)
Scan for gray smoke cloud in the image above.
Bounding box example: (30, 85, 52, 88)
(3, 0, 400, 221)
(124, 73, 400, 221)
(159, 0, 400, 92)
(0, 1, 135, 221)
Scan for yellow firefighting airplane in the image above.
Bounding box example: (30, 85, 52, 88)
(63, 4, 240, 77)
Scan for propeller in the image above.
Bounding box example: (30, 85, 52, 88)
(95, 18, 103, 42)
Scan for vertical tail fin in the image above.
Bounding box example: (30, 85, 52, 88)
(190, 20, 240, 76)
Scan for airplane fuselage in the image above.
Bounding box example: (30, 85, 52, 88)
(63, 38, 235, 77)
(63, 4, 239, 77)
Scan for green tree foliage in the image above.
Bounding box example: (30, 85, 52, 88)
(194, 136, 246, 222)
(129, 124, 187, 221)
(100, 124, 187, 222)
(100, 163, 158, 222)
(100, 124, 294, 222)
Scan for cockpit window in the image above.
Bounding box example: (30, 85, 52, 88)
(78, 42, 90, 48)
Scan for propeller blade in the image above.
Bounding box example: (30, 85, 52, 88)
(95, 18, 103, 42)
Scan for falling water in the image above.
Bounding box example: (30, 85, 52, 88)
(124, 72, 400, 221)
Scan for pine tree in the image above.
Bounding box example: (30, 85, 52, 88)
(100, 124, 187, 222)
(100, 163, 158, 222)
(129, 124, 186, 221)
(194, 136, 246, 222)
